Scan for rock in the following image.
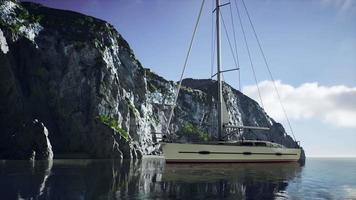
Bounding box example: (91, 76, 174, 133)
(90, 121, 123, 159)
(299, 148, 306, 165)
(7, 119, 53, 160)
(0, 0, 304, 159)
(0, 0, 151, 159)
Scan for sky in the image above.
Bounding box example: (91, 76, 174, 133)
(22, 0, 356, 157)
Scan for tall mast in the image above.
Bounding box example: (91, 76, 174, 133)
(216, 0, 223, 140)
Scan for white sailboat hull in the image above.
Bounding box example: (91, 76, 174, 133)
(161, 143, 301, 163)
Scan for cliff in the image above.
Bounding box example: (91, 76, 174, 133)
(0, 0, 304, 161)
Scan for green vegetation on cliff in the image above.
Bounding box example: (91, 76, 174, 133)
(97, 115, 129, 141)
(181, 122, 209, 141)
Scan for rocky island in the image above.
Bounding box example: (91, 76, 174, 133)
(0, 0, 304, 162)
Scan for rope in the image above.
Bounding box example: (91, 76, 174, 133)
(210, 0, 215, 134)
(211, 0, 216, 78)
(241, 0, 296, 141)
(166, 0, 206, 133)
(220, 12, 239, 73)
(234, 0, 265, 109)
(228, 0, 241, 91)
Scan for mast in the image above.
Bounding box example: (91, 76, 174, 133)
(216, 0, 223, 140)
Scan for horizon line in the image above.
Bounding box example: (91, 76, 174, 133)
(307, 155, 356, 158)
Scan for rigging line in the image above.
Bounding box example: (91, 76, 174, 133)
(166, 0, 206, 133)
(211, 0, 216, 79)
(228, 0, 241, 91)
(220, 12, 239, 72)
(210, 0, 215, 134)
(241, 0, 296, 141)
(212, 32, 217, 78)
(210, 0, 217, 134)
(233, 0, 265, 109)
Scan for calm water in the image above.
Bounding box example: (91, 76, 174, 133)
(0, 157, 355, 200)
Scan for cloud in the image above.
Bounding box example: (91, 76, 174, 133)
(320, 0, 356, 12)
(243, 81, 356, 128)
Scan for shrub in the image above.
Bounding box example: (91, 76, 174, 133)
(97, 115, 129, 141)
(181, 122, 209, 142)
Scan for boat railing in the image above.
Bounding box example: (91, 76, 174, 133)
(223, 124, 270, 139)
(224, 125, 270, 131)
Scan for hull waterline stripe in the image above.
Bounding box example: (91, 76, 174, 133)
(166, 159, 298, 163)
(178, 151, 298, 156)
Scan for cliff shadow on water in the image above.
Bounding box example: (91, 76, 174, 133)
(0, 158, 303, 199)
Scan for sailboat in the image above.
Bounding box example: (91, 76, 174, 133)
(161, 0, 302, 163)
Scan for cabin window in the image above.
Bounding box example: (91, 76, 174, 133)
(241, 142, 254, 146)
(255, 142, 267, 147)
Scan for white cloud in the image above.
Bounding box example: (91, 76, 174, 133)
(243, 80, 356, 128)
(320, 0, 356, 12)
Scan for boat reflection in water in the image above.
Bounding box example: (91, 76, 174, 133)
(162, 162, 302, 199)
(0, 157, 302, 199)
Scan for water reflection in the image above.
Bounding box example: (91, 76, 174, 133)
(0, 158, 302, 199)
(162, 162, 301, 199)
(0, 160, 52, 199)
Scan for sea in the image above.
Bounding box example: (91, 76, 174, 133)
(0, 157, 355, 200)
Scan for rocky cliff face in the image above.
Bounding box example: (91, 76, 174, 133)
(0, 0, 304, 160)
